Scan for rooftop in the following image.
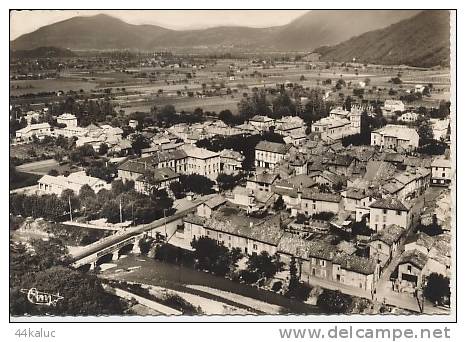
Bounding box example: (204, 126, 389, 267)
(333, 253, 377, 275)
(373, 125, 419, 141)
(399, 249, 428, 270)
(255, 141, 290, 154)
(371, 225, 404, 245)
(369, 197, 408, 211)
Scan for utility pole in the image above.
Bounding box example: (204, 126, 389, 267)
(68, 195, 73, 222)
(131, 202, 134, 226)
(119, 197, 123, 224)
(163, 208, 167, 238)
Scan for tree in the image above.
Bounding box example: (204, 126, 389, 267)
(11, 266, 126, 316)
(179, 174, 215, 195)
(218, 110, 235, 126)
(138, 236, 155, 255)
(130, 134, 150, 156)
(273, 195, 285, 211)
(287, 256, 299, 292)
(48, 169, 59, 176)
(169, 181, 185, 199)
(87, 164, 116, 183)
(301, 88, 327, 124)
(157, 104, 176, 125)
(316, 289, 353, 314)
(271, 92, 296, 118)
(418, 215, 443, 236)
(191, 237, 240, 276)
(423, 273, 450, 306)
(284, 256, 311, 301)
(246, 251, 284, 280)
(98, 143, 109, 155)
(417, 118, 434, 146)
(217, 173, 240, 191)
(344, 96, 353, 111)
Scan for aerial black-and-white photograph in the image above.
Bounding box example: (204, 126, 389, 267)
(9, 9, 454, 319)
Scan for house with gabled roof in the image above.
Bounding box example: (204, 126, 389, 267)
(368, 196, 414, 232)
(246, 172, 279, 192)
(396, 249, 428, 289)
(431, 156, 451, 186)
(369, 224, 405, 268)
(255, 141, 291, 170)
(332, 253, 379, 293)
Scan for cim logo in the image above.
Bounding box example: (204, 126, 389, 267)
(20, 288, 64, 306)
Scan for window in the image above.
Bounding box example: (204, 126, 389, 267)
(396, 210, 402, 216)
(383, 209, 387, 214)
(219, 233, 222, 239)
(253, 244, 258, 250)
(378, 243, 382, 250)
(407, 265, 412, 272)
(320, 260, 326, 267)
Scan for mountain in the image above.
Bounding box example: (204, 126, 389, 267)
(11, 46, 76, 58)
(11, 14, 171, 51)
(11, 11, 422, 52)
(314, 10, 450, 67)
(271, 10, 421, 50)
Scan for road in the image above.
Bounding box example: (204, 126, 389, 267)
(100, 255, 320, 315)
(372, 186, 450, 314)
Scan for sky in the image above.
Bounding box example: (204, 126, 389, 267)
(10, 10, 309, 40)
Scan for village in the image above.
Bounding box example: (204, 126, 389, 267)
(8, 10, 454, 317)
(10, 85, 452, 314)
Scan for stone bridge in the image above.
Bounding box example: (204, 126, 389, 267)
(70, 195, 212, 271)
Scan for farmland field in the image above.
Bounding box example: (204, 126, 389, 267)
(10, 78, 97, 96)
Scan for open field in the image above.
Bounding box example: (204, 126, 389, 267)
(10, 78, 97, 96)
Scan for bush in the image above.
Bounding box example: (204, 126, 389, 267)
(272, 281, 283, 292)
(317, 289, 353, 314)
(424, 273, 450, 305)
(238, 269, 260, 284)
(162, 294, 202, 315)
(312, 212, 335, 221)
(138, 236, 155, 255)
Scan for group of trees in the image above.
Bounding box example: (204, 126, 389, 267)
(10, 179, 174, 225)
(153, 105, 206, 127)
(216, 172, 244, 191)
(10, 238, 126, 316)
(317, 289, 353, 314)
(284, 256, 312, 301)
(239, 251, 284, 285)
(48, 96, 117, 126)
(191, 237, 243, 277)
(423, 273, 450, 306)
(416, 215, 444, 236)
(169, 174, 216, 198)
(10, 192, 70, 221)
(237, 91, 271, 121)
(300, 88, 330, 125)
